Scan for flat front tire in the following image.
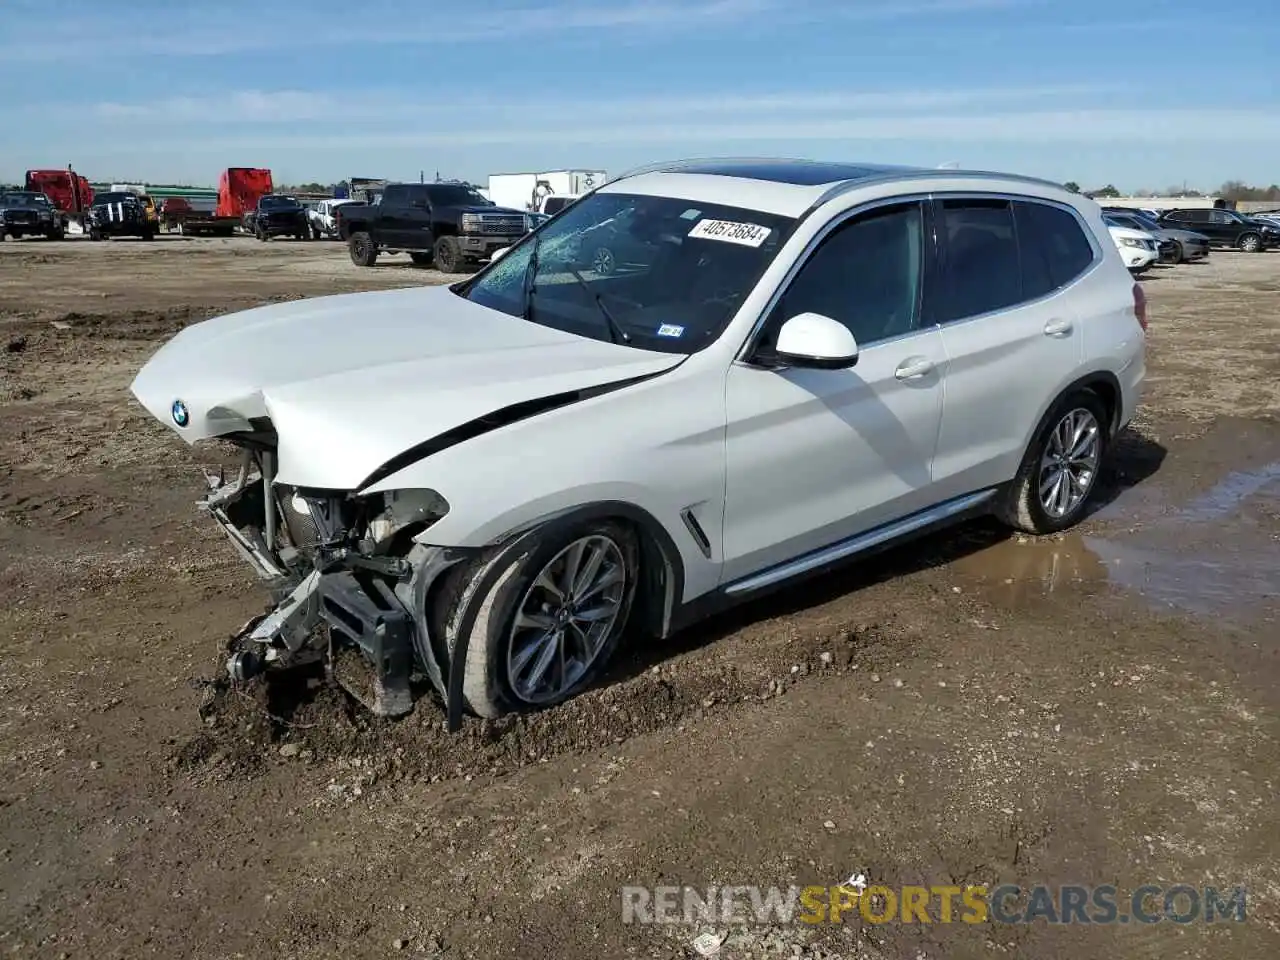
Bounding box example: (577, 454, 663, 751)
(997, 390, 1109, 535)
(430, 520, 640, 718)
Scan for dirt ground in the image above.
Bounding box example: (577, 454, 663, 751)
(1, 235, 1278, 960)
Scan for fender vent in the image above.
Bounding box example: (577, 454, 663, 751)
(680, 507, 712, 559)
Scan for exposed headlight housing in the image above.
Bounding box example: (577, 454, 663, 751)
(361, 489, 450, 553)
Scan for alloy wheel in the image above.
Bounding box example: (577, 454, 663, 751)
(1038, 408, 1101, 519)
(506, 535, 627, 704)
(592, 246, 616, 275)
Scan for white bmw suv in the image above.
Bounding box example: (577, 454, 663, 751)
(131, 159, 1147, 726)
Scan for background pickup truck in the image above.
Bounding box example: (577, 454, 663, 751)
(336, 181, 528, 272)
(0, 191, 65, 240)
(244, 195, 312, 241)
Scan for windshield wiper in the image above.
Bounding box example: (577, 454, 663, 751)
(564, 265, 631, 345)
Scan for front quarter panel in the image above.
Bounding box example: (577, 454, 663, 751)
(363, 360, 728, 604)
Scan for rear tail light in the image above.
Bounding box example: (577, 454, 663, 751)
(1132, 282, 1148, 332)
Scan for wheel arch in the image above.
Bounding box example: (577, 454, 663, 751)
(476, 499, 687, 642)
(1022, 369, 1125, 452)
(419, 499, 689, 732)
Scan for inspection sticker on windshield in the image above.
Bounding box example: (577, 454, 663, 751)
(688, 218, 772, 247)
(657, 323, 685, 338)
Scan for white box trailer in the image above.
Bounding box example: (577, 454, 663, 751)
(487, 169, 607, 211)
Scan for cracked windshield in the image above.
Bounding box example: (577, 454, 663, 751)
(464, 192, 793, 353)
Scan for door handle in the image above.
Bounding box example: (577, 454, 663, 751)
(894, 357, 935, 381)
(1044, 318, 1073, 337)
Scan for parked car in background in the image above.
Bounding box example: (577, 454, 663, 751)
(0, 191, 65, 240)
(308, 198, 359, 239)
(130, 159, 1146, 722)
(1251, 212, 1280, 231)
(1102, 208, 1209, 263)
(337, 181, 528, 272)
(160, 197, 240, 237)
(569, 206, 664, 275)
(1158, 208, 1279, 252)
(1107, 223, 1158, 273)
(244, 195, 312, 241)
(1101, 213, 1178, 264)
(86, 191, 156, 241)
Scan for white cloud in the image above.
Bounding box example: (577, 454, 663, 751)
(82, 82, 1113, 125)
(0, 0, 1022, 61)
(126, 107, 1280, 151)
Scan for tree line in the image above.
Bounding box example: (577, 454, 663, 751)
(1062, 181, 1280, 201)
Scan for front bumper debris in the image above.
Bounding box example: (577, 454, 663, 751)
(199, 458, 465, 721)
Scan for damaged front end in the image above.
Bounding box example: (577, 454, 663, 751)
(204, 430, 463, 718)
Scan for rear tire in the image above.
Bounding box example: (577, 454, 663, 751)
(430, 520, 640, 718)
(432, 235, 464, 273)
(996, 390, 1110, 535)
(348, 231, 378, 267)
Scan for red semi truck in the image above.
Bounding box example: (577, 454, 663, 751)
(217, 167, 273, 218)
(25, 167, 94, 225)
(160, 168, 275, 237)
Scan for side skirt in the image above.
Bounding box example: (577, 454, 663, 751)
(666, 487, 1000, 634)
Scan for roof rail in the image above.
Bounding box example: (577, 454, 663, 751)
(606, 156, 842, 185)
(807, 166, 1074, 210)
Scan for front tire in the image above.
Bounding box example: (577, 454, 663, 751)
(348, 231, 378, 267)
(433, 235, 464, 273)
(997, 390, 1109, 535)
(1238, 232, 1262, 253)
(431, 520, 640, 718)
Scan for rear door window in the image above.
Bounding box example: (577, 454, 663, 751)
(936, 198, 1022, 322)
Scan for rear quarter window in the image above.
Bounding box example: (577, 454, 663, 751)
(1014, 201, 1096, 292)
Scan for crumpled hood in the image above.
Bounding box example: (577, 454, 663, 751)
(130, 285, 682, 490)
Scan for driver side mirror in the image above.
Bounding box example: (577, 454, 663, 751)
(759, 312, 859, 370)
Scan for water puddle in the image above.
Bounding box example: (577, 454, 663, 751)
(952, 462, 1280, 623)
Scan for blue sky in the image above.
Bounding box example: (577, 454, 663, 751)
(2, 0, 1278, 191)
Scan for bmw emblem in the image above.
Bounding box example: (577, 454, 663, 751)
(171, 399, 190, 427)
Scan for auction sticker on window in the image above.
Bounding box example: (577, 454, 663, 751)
(687, 218, 772, 247)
